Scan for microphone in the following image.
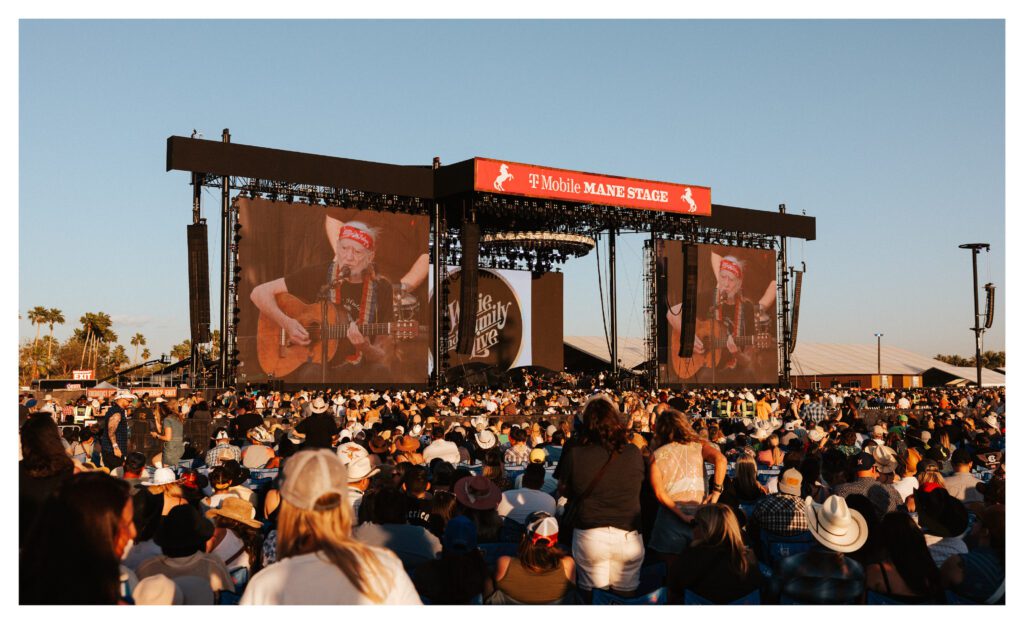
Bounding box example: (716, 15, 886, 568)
(339, 266, 352, 281)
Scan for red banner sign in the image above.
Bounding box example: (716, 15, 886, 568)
(474, 157, 711, 216)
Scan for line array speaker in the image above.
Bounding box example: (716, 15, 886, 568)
(678, 244, 699, 358)
(456, 222, 480, 355)
(187, 223, 212, 344)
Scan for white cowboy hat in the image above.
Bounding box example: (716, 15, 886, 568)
(309, 397, 329, 414)
(142, 467, 179, 486)
(346, 455, 380, 482)
(804, 495, 868, 554)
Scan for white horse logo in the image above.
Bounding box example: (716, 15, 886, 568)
(494, 163, 514, 192)
(682, 187, 698, 213)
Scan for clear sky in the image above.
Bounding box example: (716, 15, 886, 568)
(18, 19, 1005, 360)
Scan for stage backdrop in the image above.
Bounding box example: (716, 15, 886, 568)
(235, 197, 431, 385)
(430, 268, 564, 376)
(657, 240, 778, 386)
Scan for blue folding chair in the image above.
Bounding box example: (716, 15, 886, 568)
(637, 562, 667, 594)
(760, 530, 818, 567)
(684, 589, 760, 605)
(478, 542, 519, 570)
(866, 591, 907, 605)
(592, 587, 668, 605)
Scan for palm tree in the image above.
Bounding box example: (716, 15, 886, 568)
(44, 308, 64, 371)
(130, 332, 147, 365)
(27, 306, 47, 379)
(76, 312, 116, 371)
(170, 339, 192, 362)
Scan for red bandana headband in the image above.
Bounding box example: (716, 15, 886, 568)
(720, 258, 742, 280)
(339, 225, 374, 251)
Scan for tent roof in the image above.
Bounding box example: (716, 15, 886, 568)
(564, 336, 648, 370)
(790, 343, 1005, 386)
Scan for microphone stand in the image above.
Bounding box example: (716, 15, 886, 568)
(317, 266, 351, 385)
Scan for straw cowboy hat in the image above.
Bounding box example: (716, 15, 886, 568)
(804, 495, 868, 553)
(205, 497, 263, 528)
(309, 397, 329, 414)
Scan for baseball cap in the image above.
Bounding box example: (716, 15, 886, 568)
(280, 449, 349, 511)
(778, 468, 803, 496)
(854, 452, 876, 472)
(529, 448, 547, 464)
(526, 512, 560, 546)
(442, 515, 478, 554)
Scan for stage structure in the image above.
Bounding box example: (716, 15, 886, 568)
(166, 132, 816, 389)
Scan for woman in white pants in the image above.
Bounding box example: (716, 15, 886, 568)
(558, 396, 646, 595)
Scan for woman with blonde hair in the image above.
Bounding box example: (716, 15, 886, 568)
(144, 467, 189, 516)
(648, 409, 727, 561)
(241, 449, 420, 604)
(668, 504, 763, 604)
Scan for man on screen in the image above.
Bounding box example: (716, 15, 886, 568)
(667, 251, 775, 382)
(250, 220, 395, 382)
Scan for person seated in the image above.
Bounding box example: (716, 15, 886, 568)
(205, 428, 242, 468)
(748, 468, 811, 559)
(771, 495, 867, 604)
(490, 512, 575, 604)
(452, 475, 504, 543)
(668, 504, 763, 604)
(940, 503, 1004, 603)
(832, 452, 902, 521)
(915, 487, 969, 568)
(205, 497, 265, 580)
(864, 512, 944, 603)
(352, 486, 442, 573)
(136, 505, 235, 604)
(413, 515, 493, 604)
(202, 461, 256, 510)
(240, 426, 276, 470)
(497, 463, 557, 526)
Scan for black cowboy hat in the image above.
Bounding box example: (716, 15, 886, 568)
(154, 504, 214, 555)
(915, 487, 969, 538)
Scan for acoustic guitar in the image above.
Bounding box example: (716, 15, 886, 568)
(669, 317, 772, 380)
(257, 293, 419, 377)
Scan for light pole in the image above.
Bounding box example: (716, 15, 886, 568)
(959, 243, 990, 387)
(874, 333, 883, 387)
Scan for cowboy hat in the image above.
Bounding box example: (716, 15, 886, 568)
(915, 487, 969, 538)
(475, 430, 497, 450)
(346, 456, 380, 482)
(309, 397, 329, 414)
(142, 467, 178, 486)
(205, 497, 263, 528)
(395, 435, 421, 453)
(453, 475, 502, 510)
(804, 495, 868, 553)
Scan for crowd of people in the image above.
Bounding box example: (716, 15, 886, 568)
(18, 382, 1005, 605)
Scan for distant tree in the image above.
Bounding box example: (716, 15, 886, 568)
(130, 332, 147, 365)
(27, 306, 47, 379)
(44, 308, 64, 368)
(935, 351, 1005, 371)
(108, 344, 129, 371)
(170, 339, 192, 362)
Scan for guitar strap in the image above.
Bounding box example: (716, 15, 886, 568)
(327, 261, 377, 366)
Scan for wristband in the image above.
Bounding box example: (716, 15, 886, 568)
(710, 483, 724, 493)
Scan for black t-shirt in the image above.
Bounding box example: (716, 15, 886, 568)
(283, 262, 394, 363)
(231, 412, 263, 440)
(560, 444, 645, 532)
(295, 413, 338, 449)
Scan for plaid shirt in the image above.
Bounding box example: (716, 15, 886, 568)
(832, 477, 902, 521)
(205, 443, 241, 467)
(773, 550, 865, 604)
(751, 493, 809, 536)
(801, 402, 829, 424)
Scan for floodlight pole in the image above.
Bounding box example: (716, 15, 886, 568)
(959, 243, 990, 387)
(874, 333, 883, 382)
(609, 226, 618, 382)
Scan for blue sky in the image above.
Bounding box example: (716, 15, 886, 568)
(18, 19, 1005, 359)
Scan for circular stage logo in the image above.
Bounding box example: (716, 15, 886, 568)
(437, 268, 524, 372)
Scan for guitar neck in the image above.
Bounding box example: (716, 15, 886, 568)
(319, 323, 396, 338)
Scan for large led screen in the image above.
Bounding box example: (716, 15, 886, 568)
(430, 268, 564, 376)
(657, 240, 778, 385)
(235, 198, 431, 385)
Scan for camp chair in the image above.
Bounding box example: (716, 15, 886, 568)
(684, 588, 760, 605)
(592, 587, 668, 605)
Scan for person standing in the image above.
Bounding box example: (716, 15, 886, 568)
(558, 395, 646, 596)
(100, 392, 135, 469)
